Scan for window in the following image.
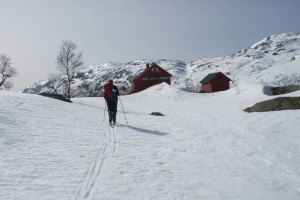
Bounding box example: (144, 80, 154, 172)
(151, 67, 160, 73)
(149, 77, 156, 80)
(142, 77, 148, 80)
(158, 77, 169, 80)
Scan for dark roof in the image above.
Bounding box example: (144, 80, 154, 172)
(200, 72, 231, 83)
(132, 64, 172, 81)
(200, 72, 219, 83)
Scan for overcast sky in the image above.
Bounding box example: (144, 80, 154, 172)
(1, 0, 300, 91)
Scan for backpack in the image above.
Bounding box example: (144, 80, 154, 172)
(111, 86, 119, 101)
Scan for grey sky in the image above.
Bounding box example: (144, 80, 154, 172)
(1, 0, 300, 91)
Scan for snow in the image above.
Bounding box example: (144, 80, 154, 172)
(188, 32, 300, 89)
(3, 31, 300, 200)
(1, 82, 300, 200)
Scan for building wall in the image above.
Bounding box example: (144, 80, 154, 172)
(132, 76, 171, 92)
(211, 80, 230, 92)
(202, 83, 212, 93)
(202, 80, 230, 93)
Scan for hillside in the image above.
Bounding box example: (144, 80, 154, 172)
(1, 83, 300, 199)
(22, 32, 300, 96)
(189, 32, 300, 88)
(22, 59, 187, 97)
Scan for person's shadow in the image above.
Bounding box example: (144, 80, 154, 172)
(117, 124, 170, 136)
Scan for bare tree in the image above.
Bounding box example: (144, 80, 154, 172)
(231, 75, 241, 94)
(56, 40, 83, 99)
(48, 73, 61, 94)
(0, 54, 17, 90)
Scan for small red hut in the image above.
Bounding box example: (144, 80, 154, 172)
(131, 63, 172, 92)
(200, 72, 231, 93)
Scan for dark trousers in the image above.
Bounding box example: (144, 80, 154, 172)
(108, 110, 117, 123)
(106, 98, 118, 123)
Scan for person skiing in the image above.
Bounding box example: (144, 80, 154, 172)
(104, 79, 119, 125)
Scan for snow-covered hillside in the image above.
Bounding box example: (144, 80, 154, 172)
(22, 59, 187, 97)
(189, 32, 300, 88)
(1, 82, 300, 200)
(22, 32, 300, 96)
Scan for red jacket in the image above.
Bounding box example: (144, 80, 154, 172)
(104, 82, 113, 98)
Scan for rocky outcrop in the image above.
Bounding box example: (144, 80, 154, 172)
(244, 97, 300, 112)
(271, 85, 300, 95)
(39, 93, 72, 103)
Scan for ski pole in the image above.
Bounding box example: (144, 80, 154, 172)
(118, 96, 128, 124)
(103, 99, 106, 122)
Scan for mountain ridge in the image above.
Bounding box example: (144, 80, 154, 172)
(22, 32, 300, 97)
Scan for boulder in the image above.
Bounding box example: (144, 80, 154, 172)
(244, 97, 300, 112)
(271, 85, 300, 95)
(150, 112, 164, 116)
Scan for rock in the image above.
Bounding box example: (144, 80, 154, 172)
(150, 112, 164, 116)
(244, 97, 300, 112)
(271, 85, 300, 95)
(39, 93, 72, 103)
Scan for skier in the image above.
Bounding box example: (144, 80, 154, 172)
(104, 79, 119, 125)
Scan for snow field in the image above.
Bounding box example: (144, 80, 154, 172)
(1, 83, 300, 200)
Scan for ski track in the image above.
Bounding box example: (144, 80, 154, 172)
(110, 125, 119, 157)
(73, 125, 119, 200)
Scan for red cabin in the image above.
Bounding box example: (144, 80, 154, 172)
(131, 63, 172, 92)
(200, 72, 231, 93)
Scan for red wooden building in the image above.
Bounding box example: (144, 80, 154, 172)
(200, 72, 231, 93)
(131, 63, 172, 92)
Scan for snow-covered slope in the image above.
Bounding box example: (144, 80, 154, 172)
(22, 32, 300, 96)
(1, 82, 300, 200)
(189, 32, 300, 88)
(22, 59, 187, 97)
